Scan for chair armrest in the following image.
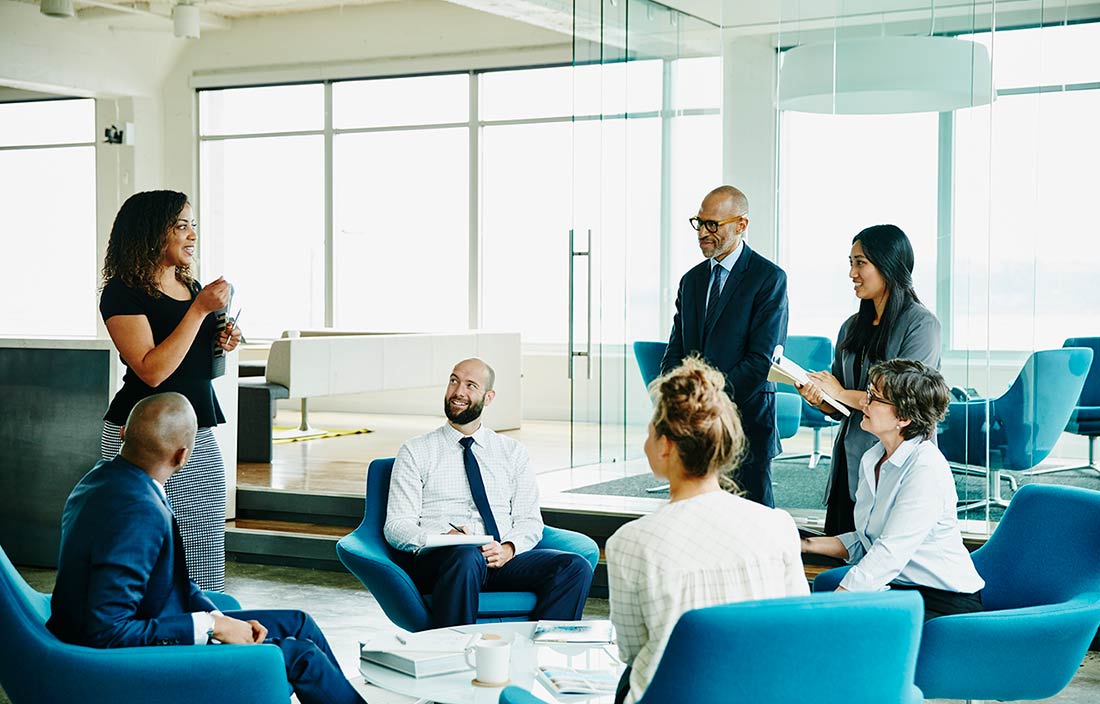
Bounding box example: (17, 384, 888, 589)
(535, 526, 600, 571)
(916, 594, 1100, 701)
(204, 590, 242, 612)
(499, 684, 546, 704)
(336, 528, 431, 633)
(43, 642, 287, 704)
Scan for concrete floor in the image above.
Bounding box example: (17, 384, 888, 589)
(5, 560, 1099, 703)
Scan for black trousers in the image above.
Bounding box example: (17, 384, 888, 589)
(888, 584, 984, 621)
(408, 545, 594, 628)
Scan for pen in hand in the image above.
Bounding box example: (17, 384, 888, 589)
(448, 523, 467, 534)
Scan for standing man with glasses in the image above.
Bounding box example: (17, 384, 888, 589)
(662, 185, 789, 507)
(384, 358, 594, 627)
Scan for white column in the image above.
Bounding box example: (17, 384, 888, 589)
(722, 32, 779, 262)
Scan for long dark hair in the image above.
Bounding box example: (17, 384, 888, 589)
(839, 224, 921, 363)
(101, 190, 194, 297)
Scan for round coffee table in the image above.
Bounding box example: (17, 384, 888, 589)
(358, 622, 621, 704)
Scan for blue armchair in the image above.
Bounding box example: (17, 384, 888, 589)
(336, 458, 600, 633)
(500, 591, 924, 704)
(775, 335, 838, 468)
(632, 341, 667, 389)
(938, 347, 1093, 512)
(1028, 337, 1100, 476)
(0, 544, 287, 704)
(813, 484, 1100, 701)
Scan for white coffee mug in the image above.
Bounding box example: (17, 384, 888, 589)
(465, 635, 511, 685)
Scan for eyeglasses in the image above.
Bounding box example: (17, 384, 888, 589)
(865, 385, 895, 406)
(689, 215, 743, 234)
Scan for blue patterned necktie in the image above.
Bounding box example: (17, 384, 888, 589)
(458, 436, 500, 541)
(706, 263, 724, 317)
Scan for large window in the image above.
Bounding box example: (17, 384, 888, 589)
(199, 85, 325, 340)
(332, 75, 469, 331)
(778, 112, 939, 339)
(0, 98, 96, 336)
(952, 24, 1100, 351)
(198, 58, 721, 343)
(778, 22, 1100, 353)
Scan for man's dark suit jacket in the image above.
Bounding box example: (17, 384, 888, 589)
(662, 243, 789, 505)
(48, 456, 217, 647)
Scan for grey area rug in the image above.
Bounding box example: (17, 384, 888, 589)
(565, 456, 1100, 522)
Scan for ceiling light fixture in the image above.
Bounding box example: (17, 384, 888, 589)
(40, 0, 75, 18)
(778, 35, 993, 114)
(173, 2, 201, 39)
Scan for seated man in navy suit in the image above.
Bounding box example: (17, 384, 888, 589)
(47, 393, 366, 704)
(384, 358, 594, 627)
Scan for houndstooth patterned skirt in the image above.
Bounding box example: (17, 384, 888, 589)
(101, 421, 227, 592)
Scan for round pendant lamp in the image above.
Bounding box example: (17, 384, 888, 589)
(40, 0, 75, 18)
(778, 36, 993, 114)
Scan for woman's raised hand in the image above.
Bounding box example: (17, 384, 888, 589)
(194, 276, 231, 314)
(796, 379, 825, 406)
(806, 370, 844, 399)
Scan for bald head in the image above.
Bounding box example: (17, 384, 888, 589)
(454, 358, 495, 391)
(119, 393, 197, 477)
(704, 185, 749, 217)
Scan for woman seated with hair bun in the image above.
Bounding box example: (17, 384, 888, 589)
(802, 359, 984, 620)
(606, 356, 809, 704)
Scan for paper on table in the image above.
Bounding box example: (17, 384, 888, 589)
(768, 347, 851, 417)
(360, 629, 478, 653)
(421, 533, 494, 550)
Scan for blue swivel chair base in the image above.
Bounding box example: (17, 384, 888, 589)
(812, 484, 1100, 702)
(500, 591, 924, 704)
(0, 544, 287, 704)
(337, 457, 600, 633)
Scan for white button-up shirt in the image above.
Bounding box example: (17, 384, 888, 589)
(838, 437, 985, 594)
(384, 423, 544, 554)
(607, 491, 808, 704)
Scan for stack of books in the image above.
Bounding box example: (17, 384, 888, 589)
(359, 630, 477, 678)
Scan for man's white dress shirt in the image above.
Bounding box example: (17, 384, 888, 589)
(384, 423, 544, 554)
(837, 437, 985, 594)
(606, 491, 808, 704)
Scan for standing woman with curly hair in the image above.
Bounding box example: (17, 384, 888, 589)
(99, 190, 240, 591)
(606, 357, 808, 704)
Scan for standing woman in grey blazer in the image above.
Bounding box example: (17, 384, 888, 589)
(797, 224, 941, 535)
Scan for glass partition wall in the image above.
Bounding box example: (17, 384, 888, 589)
(566, 0, 723, 478)
(769, 0, 1100, 535)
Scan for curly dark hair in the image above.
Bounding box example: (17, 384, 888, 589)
(102, 190, 194, 297)
(650, 356, 746, 491)
(868, 359, 951, 441)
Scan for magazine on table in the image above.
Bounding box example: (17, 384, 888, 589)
(532, 620, 615, 644)
(536, 666, 618, 696)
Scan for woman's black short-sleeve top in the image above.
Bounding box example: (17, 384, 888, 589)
(99, 277, 225, 428)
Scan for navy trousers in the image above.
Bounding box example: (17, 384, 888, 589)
(409, 546, 594, 628)
(228, 609, 365, 704)
(734, 429, 775, 508)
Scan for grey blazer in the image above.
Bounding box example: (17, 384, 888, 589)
(826, 302, 942, 503)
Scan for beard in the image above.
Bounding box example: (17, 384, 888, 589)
(445, 396, 485, 425)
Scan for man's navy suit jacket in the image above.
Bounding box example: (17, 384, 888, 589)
(662, 243, 789, 459)
(47, 456, 217, 648)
